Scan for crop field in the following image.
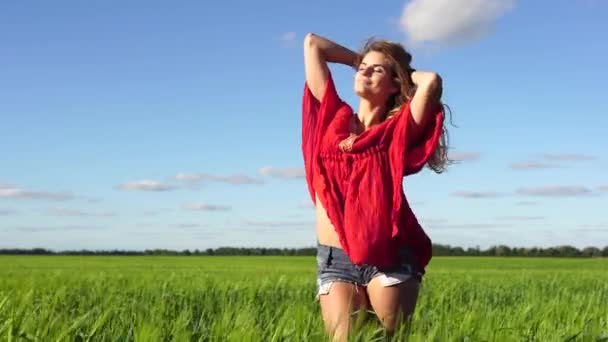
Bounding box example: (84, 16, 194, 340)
(0, 255, 606, 341)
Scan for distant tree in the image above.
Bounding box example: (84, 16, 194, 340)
(2, 244, 607, 257)
(557, 246, 580, 257)
(582, 247, 601, 257)
(451, 247, 465, 256)
(495, 245, 512, 257)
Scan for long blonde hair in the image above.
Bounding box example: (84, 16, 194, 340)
(354, 38, 451, 173)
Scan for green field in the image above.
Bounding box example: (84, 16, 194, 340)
(0, 256, 606, 341)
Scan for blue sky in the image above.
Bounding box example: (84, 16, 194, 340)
(1, 0, 607, 251)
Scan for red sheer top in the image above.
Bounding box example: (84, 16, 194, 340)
(302, 72, 444, 272)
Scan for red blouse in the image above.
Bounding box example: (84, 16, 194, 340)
(302, 71, 444, 272)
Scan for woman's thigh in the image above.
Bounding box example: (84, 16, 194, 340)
(366, 275, 420, 332)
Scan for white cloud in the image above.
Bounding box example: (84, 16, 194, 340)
(298, 200, 315, 209)
(258, 166, 305, 180)
(0, 208, 17, 216)
(15, 225, 102, 233)
(427, 222, 512, 230)
(450, 191, 502, 198)
(516, 186, 593, 197)
(279, 32, 297, 47)
(280, 32, 296, 42)
(509, 160, 560, 170)
(174, 173, 264, 185)
(46, 207, 117, 217)
(0, 182, 74, 201)
(117, 180, 175, 192)
(142, 209, 174, 216)
(577, 222, 608, 231)
(400, 0, 515, 47)
(515, 201, 539, 206)
(495, 215, 545, 221)
(182, 203, 231, 211)
(510, 153, 595, 170)
(542, 153, 596, 161)
(448, 151, 480, 162)
(243, 220, 314, 228)
(175, 173, 203, 182)
(206, 174, 264, 185)
(170, 223, 208, 229)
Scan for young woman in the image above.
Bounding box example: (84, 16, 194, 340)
(302, 33, 448, 341)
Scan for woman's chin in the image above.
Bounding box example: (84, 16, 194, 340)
(354, 87, 372, 99)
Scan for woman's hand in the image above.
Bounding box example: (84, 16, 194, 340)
(304, 33, 358, 101)
(411, 70, 441, 88)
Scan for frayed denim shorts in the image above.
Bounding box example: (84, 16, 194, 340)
(316, 243, 421, 299)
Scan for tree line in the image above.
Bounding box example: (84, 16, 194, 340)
(0, 244, 606, 257)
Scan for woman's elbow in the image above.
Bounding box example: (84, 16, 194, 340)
(304, 33, 317, 49)
(427, 73, 442, 91)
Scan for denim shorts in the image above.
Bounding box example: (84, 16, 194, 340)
(316, 243, 421, 299)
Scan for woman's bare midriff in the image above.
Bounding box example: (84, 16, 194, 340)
(314, 194, 343, 248)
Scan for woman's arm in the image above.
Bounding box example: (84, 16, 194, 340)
(303, 33, 358, 101)
(407, 70, 443, 144)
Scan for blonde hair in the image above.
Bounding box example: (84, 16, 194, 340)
(354, 38, 451, 173)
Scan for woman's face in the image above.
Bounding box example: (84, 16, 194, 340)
(354, 51, 398, 103)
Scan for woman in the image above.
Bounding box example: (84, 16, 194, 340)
(302, 33, 448, 341)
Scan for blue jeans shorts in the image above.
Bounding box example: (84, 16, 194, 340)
(316, 243, 421, 300)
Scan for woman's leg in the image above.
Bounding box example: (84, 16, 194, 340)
(366, 275, 420, 334)
(319, 281, 369, 341)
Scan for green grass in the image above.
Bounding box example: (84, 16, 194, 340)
(0, 256, 606, 341)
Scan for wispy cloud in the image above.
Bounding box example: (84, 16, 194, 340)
(143, 209, 174, 216)
(450, 191, 502, 198)
(509, 160, 560, 170)
(205, 174, 264, 185)
(510, 153, 596, 170)
(420, 218, 448, 224)
(298, 200, 315, 209)
(574, 228, 608, 233)
(0, 208, 18, 216)
(495, 215, 545, 221)
(174, 173, 264, 185)
(46, 207, 117, 217)
(578, 222, 608, 229)
(597, 185, 608, 193)
(515, 201, 539, 206)
(15, 225, 102, 233)
(279, 31, 297, 47)
(448, 151, 480, 162)
(243, 220, 314, 228)
(182, 203, 231, 211)
(258, 166, 305, 180)
(516, 186, 593, 197)
(0, 182, 75, 201)
(116, 180, 176, 192)
(541, 153, 596, 161)
(175, 173, 202, 182)
(427, 222, 512, 230)
(136, 223, 157, 228)
(399, 0, 515, 47)
(170, 223, 208, 229)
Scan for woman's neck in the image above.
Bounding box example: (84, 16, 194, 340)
(356, 98, 387, 131)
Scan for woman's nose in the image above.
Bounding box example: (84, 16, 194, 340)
(359, 67, 372, 76)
